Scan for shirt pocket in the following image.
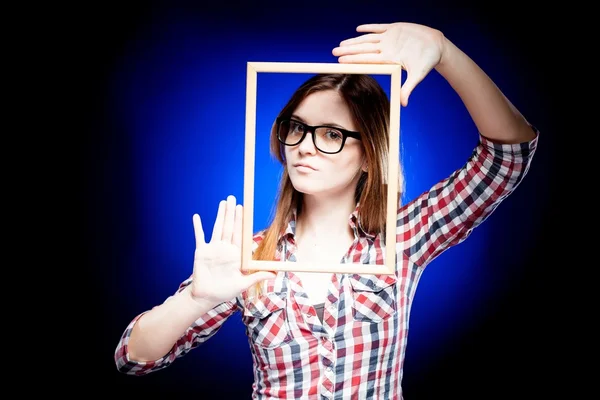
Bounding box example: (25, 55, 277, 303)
(348, 274, 398, 323)
(243, 291, 293, 349)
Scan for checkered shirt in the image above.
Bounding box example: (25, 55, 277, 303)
(115, 129, 538, 399)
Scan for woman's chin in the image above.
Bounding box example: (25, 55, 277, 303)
(290, 180, 322, 196)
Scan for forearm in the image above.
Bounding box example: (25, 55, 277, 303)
(435, 37, 536, 144)
(127, 285, 219, 362)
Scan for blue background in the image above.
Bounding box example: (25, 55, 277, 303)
(83, 0, 556, 398)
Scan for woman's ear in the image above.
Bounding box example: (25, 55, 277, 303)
(361, 161, 368, 173)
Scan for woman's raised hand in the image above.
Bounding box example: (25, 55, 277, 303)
(332, 22, 447, 107)
(189, 195, 275, 306)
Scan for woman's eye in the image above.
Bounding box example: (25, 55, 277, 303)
(327, 130, 342, 140)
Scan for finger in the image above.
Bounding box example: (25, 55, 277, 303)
(337, 53, 386, 64)
(192, 213, 205, 248)
(243, 271, 277, 287)
(338, 33, 380, 47)
(221, 195, 236, 242)
(332, 43, 380, 57)
(211, 200, 226, 243)
(356, 23, 389, 33)
(232, 204, 243, 248)
(401, 68, 427, 107)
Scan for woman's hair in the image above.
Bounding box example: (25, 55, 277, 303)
(250, 73, 405, 296)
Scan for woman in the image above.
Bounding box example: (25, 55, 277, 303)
(114, 22, 538, 399)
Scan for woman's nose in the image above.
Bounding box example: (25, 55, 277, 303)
(297, 131, 317, 154)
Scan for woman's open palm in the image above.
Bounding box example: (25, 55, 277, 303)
(190, 195, 274, 305)
(332, 22, 446, 107)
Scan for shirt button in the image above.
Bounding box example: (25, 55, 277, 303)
(305, 313, 312, 318)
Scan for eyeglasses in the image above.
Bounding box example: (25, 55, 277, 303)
(276, 118, 361, 155)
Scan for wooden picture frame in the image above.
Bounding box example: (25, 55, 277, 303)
(242, 62, 401, 275)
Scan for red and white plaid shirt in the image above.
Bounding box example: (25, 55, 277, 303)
(115, 130, 538, 399)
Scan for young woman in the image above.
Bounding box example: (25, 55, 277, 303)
(115, 22, 538, 399)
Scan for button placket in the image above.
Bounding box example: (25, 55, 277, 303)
(319, 335, 335, 397)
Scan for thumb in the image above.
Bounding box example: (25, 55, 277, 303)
(400, 69, 424, 107)
(243, 271, 277, 287)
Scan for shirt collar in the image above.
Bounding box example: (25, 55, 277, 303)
(280, 202, 377, 244)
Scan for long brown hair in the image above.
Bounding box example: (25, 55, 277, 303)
(250, 73, 404, 296)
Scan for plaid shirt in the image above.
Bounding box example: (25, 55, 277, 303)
(115, 130, 538, 399)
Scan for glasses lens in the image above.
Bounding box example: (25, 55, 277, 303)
(278, 119, 304, 146)
(314, 127, 344, 153)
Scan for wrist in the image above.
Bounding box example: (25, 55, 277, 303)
(180, 285, 218, 316)
(435, 36, 458, 74)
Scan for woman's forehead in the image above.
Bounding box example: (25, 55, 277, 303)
(293, 91, 356, 130)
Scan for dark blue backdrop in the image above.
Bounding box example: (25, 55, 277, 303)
(84, 1, 555, 398)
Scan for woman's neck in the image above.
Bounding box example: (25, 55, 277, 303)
(296, 192, 356, 241)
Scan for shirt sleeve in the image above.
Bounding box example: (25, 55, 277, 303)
(114, 234, 266, 375)
(114, 277, 240, 375)
(396, 126, 539, 268)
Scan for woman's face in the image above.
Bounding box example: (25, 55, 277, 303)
(284, 90, 365, 199)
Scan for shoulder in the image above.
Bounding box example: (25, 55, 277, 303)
(253, 229, 267, 241)
(252, 229, 267, 250)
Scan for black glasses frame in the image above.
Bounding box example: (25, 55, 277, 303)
(276, 117, 361, 155)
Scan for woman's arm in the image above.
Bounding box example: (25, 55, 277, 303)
(114, 280, 241, 375)
(333, 22, 539, 269)
(125, 284, 222, 363)
(435, 38, 537, 144)
(114, 196, 275, 375)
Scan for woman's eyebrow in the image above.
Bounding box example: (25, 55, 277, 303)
(291, 114, 347, 130)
